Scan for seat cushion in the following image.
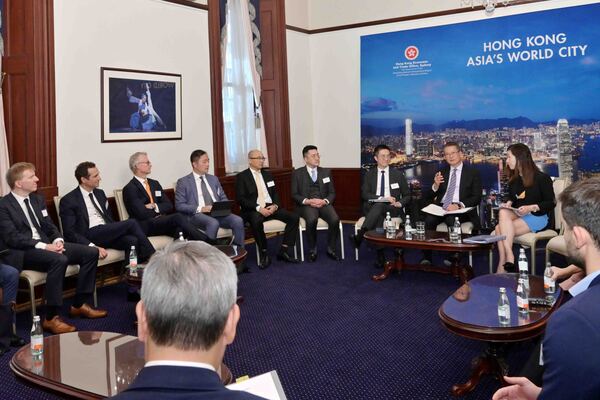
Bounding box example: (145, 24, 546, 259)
(514, 229, 558, 246)
(216, 228, 233, 239)
(546, 235, 567, 257)
(149, 235, 174, 250)
(263, 219, 287, 234)
(20, 265, 80, 286)
(299, 217, 331, 230)
(98, 249, 125, 267)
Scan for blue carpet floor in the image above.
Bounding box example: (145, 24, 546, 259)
(0, 224, 546, 399)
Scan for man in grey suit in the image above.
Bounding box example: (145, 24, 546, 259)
(351, 144, 411, 267)
(292, 145, 340, 262)
(175, 150, 245, 247)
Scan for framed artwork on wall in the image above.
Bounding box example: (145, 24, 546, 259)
(101, 67, 182, 142)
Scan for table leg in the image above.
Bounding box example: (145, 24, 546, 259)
(451, 342, 508, 397)
(372, 249, 403, 281)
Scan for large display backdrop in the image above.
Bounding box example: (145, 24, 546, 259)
(361, 3, 600, 194)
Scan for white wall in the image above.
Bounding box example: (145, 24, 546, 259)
(285, 0, 310, 30)
(54, 0, 212, 195)
(286, 0, 597, 169)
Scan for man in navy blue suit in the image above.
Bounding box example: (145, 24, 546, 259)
(493, 177, 600, 400)
(175, 150, 245, 247)
(111, 241, 265, 400)
(59, 162, 155, 264)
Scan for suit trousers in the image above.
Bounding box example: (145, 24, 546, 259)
(140, 213, 208, 242)
(242, 208, 299, 253)
(87, 220, 155, 263)
(22, 242, 98, 306)
(362, 202, 404, 232)
(297, 204, 340, 251)
(188, 212, 245, 246)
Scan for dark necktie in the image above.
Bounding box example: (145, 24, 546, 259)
(379, 170, 385, 197)
(442, 168, 457, 210)
(200, 177, 213, 206)
(23, 198, 43, 234)
(89, 193, 108, 223)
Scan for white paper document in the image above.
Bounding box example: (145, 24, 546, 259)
(227, 370, 287, 400)
(368, 198, 391, 203)
(421, 204, 474, 217)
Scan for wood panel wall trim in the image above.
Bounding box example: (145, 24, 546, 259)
(207, 0, 226, 177)
(285, 0, 550, 34)
(161, 0, 209, 10)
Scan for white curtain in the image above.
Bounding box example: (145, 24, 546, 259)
(0, 19, 10, 196)
(222, 0, 268, 173)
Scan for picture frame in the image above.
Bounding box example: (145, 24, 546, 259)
(101, 67, 182, 142)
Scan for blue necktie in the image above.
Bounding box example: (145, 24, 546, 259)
(442, 168, 457, 210)
(379, 170, 385, 197)
(311, 169, 317, 183)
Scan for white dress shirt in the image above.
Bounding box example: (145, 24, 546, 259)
(193, 172, 216, 213)
(375, 166, 390, 198)
(144, 360, 216, 371)
(250, 167, 273, 210)
(10, 192, 63, 249)
(79, 186, 106, 229)
(134, 175, 160, 213)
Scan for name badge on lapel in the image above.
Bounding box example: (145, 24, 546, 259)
(390, 182, 400, 189)
(322, 177, 331, 183)
(41, 209, 48, 217)
(155, 190, 162, 197)
(267, 181, 275, 188)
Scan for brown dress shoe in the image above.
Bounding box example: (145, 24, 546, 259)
(42, 316, 76, 334)
(69, 303, 108, 319)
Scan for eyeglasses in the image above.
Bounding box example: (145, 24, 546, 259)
(249, 157, 266, 160)
(137, 161, 152, 165)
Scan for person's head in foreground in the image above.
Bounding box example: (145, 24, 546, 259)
(137, 241, 240, 367)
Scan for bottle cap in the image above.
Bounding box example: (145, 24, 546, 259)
(499, 287, 506, 293)
(33, 315, 40, 321)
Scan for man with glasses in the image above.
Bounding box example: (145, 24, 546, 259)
(351, 144, 411, 268)
(421, 142, 482, 264)
(235, 149, 300, 268)
(122, 152, 208, 242)
(175, 150, 245, 249)
(292, 145, 341, 262)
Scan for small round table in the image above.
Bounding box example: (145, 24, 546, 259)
(438, 273, 563, 396)
(10, 331, 232, 399)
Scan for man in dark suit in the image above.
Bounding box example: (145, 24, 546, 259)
(111, 241, 265, 400)
(291, 145, 340, 262)
(175, 150, 245, 248)
(59, 161, 155, 264)
(492, 177, 600, 400)
(421, 142, 482, 264)
(0, 162, 107, 334)
(122, 152, 207, 242)
(235, 149, 300, 268)
(351, 144, 411, 267)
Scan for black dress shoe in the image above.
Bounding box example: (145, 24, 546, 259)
(259, 254, 271, 269)
(237, 264, 251, 274)
(350, 233, 363, 248)
(503, 262, 516, 273)
(326, 249, 340, 261)
(277, 251, 300, 263)
(308, 251, 318, 262)
(10, 334, 26, 347)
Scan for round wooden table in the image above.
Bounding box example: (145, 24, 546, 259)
(364, 230, 493, 283)
(10, 331, 232, 399)
(438, 273, 563, 396)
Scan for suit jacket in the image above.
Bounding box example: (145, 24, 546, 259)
(425, 163, 482, 209)
(539, 274, 600, 399)
(507, 170, 555, 215)
(111, 365, 265, 400)
(360, 168, 411, 215)
(291, 166, 335, 206)
(0, 193, 62, 254)
(175, 173, 228, 216)
(235, 168, 280, 213)
(59, 187, 114, 245)
(123, 177, 173, 221)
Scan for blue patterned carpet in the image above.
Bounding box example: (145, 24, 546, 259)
(0, 225, 540, 400)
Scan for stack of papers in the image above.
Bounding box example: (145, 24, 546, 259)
(227, 370, 287, 400)
(421, 204, 474, 217)
(463, 235, 506, 244)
